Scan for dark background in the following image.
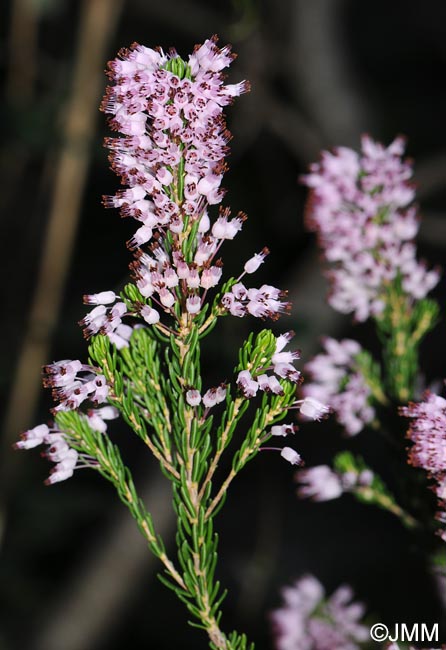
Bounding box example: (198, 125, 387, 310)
(1, 0, 446, 648)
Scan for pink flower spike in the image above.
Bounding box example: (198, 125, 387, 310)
(302, 136, 439, 320)
(280, 447, 302, 466)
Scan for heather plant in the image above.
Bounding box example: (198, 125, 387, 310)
(15, 38, 327, 650)
(15, 35, 446, 650)
(271, 575, 369, 650)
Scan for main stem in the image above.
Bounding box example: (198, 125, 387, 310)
(176, 323, 232, 649)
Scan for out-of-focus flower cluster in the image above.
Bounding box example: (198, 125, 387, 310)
(271, 575, 369, 650)
(401, 390, 446, 541)
(302, 136, 439, 322)
(303, 338, 375, 436)
(295, 463, 374, 502)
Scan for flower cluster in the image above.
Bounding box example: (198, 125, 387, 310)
(303, 338, 375, 435)
(102, 38, 248, 215)
(236, 332, 328, 418)
(15, 360, 117, 483)
(271, 575, 369, 650)
(80, 291, 134, 348)
(237, 331, 301, 398)
(222, 280, 291, 320)
(302, 136, 439, 321)
(14, 423, 100, 484)
(234, 331, 328, 466)
(401, 390, 446, 541)
(295, 464, 374, 502)
(42, 360, 109, 412)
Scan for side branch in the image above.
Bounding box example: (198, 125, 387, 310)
(198, 396, 245, 501)
(206, 406, 285, 520)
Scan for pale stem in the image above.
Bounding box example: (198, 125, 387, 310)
(177, 322, 232, 649)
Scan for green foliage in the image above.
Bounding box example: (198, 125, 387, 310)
(57, 286, 301, 649)
(376, 280, 439, 402)
(353, 349, 387, 406)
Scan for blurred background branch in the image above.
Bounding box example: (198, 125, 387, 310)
(6, 0, 39, 105)
(31, 472, 175, 650)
